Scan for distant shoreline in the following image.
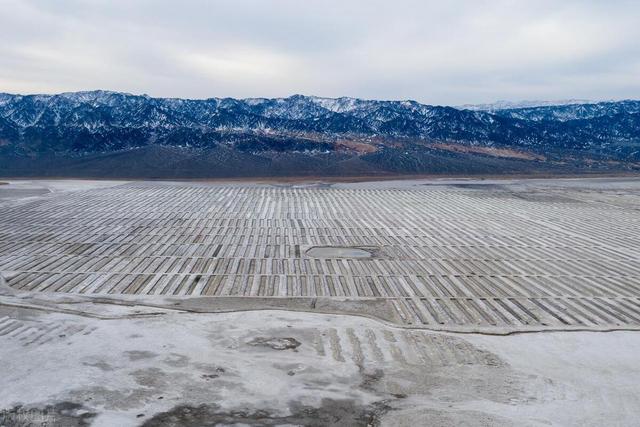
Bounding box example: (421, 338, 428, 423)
(1, 171, 639, 184)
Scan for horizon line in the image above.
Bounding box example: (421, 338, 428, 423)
(2, 89, 636, 107)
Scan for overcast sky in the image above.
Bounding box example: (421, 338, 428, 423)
(0, 0, 638, 105)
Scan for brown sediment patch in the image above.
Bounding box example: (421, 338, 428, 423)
(335, 139, 379, 154)
(431, 142, 546, 161)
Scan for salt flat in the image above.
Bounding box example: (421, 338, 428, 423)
(1, 177, 640, 426)
(2, 178, 640, 332)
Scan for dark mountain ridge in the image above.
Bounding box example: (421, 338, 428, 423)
(0, 91, 639, 178)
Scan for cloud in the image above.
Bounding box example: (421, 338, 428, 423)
(0, 0, 638, 104)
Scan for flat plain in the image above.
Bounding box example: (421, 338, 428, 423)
(2, 177, 640, 331)
(1, 177, 640, 426)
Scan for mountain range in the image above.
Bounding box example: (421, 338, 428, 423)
(1, 91, 639, 178)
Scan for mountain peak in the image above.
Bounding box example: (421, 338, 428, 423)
(0, 90, 639, 171)
(458, 99, 597, 111)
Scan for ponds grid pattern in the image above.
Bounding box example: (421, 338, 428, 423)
(2, 182, 640, 330)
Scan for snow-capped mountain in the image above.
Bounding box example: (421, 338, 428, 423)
(487, 101, 640, 122)
(458, 99, 595, 111)
(0, 91, 638, 177)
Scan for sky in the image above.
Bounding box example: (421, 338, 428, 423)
(0, 0, 638, 105)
